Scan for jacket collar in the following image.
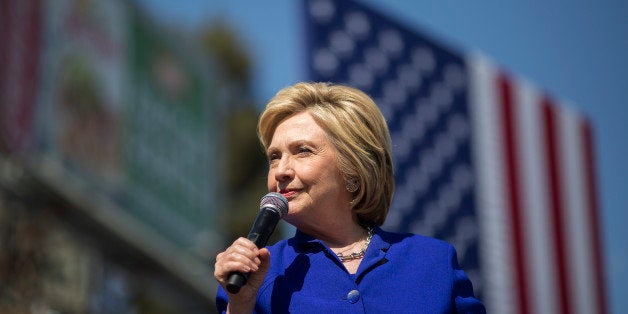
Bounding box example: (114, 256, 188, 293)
(289, 225, 392, 256)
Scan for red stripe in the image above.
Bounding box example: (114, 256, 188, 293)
(581, 120, 608, 314)
(498, 74, 529, 314)
(20, 0, 41, 151)
(0, 0, 41, 152)
(542, 99, 571, 314)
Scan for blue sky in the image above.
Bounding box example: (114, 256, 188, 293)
(139, 0, 627, 311)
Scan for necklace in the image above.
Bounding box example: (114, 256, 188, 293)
(336, 226, 373, 263)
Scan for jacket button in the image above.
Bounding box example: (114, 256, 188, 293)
(347, 290, 360, 304)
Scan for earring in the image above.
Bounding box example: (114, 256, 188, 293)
(346, 178, 359, 193)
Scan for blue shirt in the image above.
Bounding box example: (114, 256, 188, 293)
(217, 226, 485, 313)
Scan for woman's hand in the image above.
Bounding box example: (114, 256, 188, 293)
(214, 237, 271, 313)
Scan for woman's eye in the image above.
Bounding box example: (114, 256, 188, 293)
(298, 147, 312, 154)
(268, 153, 280, 162)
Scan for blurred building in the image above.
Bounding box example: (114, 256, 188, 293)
(1, 0, 228, 312)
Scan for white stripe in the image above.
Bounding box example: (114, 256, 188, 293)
(467, 53, 517, 314)
(559, 106, 597, 314)
(514, 79, 559, 314)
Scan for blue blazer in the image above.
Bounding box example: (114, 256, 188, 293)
(217, 226, 485, 313)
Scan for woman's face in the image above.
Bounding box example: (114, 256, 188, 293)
(266, 111, 352, 229)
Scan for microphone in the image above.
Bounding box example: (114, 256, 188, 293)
(225, 192, 289, 294)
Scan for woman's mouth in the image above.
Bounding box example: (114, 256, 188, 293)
(279, 189, 298, 199)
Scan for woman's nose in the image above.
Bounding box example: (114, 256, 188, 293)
(274, 156, 295, 182)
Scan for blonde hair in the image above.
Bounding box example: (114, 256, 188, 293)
(258, 82, 394, 226)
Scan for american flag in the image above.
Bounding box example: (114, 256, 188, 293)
(303, 0, 607, 313)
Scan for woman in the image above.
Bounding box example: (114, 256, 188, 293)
(214, 82, 485, 313)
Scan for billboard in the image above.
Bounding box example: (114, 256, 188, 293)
(2, 0, 223, 296)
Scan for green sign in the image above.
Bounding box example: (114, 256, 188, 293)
(123, 14, 222, 251)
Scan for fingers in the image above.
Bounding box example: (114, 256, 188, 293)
(242, 248, 271, 291)
(258, 248, 271, 269)
(214, 238, 262, 284)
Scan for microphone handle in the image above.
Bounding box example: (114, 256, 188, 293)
(225, 209, 282, 294)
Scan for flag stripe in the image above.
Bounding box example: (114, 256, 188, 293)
(468, 54, 516, 314)
(582, 121, 608, 314)
(498, 73, 529, 314)
(543, 99, 571, 314)
(560, 107, 596, 314)
(516, 79, 559, 314)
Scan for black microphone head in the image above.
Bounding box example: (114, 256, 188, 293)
(260, 192, 289, 218)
